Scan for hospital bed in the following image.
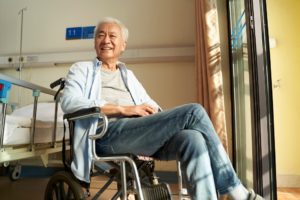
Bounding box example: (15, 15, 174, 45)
(0, 73, 68, 180)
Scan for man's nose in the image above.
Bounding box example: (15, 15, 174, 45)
(103, 35, 110, 43)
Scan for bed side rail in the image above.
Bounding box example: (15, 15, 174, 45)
(0, 73, 58, 151)
(0, 74, 56, 96)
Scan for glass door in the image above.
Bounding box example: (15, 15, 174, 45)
(228, 0, 254, 188)
(228, 0, 277, 199)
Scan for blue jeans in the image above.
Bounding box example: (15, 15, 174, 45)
(96, 103, 241, 199)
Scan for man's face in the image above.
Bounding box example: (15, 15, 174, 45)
(94, 23, 126, 62)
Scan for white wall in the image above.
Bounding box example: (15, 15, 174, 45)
(0, 61, 197, 109)
(0, 0, 195, 55)
(0, 0, 196, 106)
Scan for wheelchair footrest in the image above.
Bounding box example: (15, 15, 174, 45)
(142, 183, 173, 200)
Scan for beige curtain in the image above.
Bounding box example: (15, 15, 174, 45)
(195, 0, 228, 151)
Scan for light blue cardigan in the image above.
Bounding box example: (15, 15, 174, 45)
(60, 59, 160, 182)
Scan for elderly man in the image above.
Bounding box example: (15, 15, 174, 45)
(61, 17, 264, 200)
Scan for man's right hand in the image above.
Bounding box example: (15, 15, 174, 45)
(101, 104, 158, 117)
(120, 104, 157, 117)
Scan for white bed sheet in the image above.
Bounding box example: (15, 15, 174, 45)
(3, 102, 69, 145)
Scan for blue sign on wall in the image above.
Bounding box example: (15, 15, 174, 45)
(66, 26, 95, 40)
(66, 27, 82, 40)
(82, 26, 96, 39)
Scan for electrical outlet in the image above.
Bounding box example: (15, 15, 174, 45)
(27, 55, 38, 62)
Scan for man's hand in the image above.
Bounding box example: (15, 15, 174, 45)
(121, 104, 158, 117)
(101, 104, 158, 117)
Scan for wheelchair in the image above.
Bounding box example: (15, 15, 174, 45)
(44, 78, 176, 200)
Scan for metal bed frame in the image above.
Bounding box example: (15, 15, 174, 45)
(0, 73, 67, 179)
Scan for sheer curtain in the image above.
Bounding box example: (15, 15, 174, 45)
(195, 0, 228, 151)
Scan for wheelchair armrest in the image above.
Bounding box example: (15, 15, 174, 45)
(64, 107, 102, 121)
(63, 107, 109, 140)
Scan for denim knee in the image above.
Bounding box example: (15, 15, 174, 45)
(183, 103, 209, 121)
(176, 130, 208, 161)
(184, 103, 206, 114)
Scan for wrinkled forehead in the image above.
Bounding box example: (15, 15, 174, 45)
(96, 22, 122, 35)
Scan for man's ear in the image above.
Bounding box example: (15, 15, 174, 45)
(121, 41, 127, 52)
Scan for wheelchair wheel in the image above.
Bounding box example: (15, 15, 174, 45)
(44, 171, 85, 200)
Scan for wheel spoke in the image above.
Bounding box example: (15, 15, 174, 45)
(54, 182, 61, 199)
(59, 181, 67, 200)
(53, 181, 67, 200)
(67, 186, 75, 199)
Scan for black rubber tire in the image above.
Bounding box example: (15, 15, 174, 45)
(44, 171, 85, 200)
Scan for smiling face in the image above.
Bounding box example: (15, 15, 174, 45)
(94, 22, 126, 64)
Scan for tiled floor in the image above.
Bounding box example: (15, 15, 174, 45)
(0, 175, 299, 200)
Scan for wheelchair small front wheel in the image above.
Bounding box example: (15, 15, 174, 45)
(44, 171, 85, 200)
(9, 164, 22, 181)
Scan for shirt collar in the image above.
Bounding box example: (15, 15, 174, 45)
(94, 58, 102, 68)
(94, 58, 126, 69)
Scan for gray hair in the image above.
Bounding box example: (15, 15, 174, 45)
(94, 17, 129, 42)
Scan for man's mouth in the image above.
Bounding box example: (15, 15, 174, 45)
(101, 47, 113, 50)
